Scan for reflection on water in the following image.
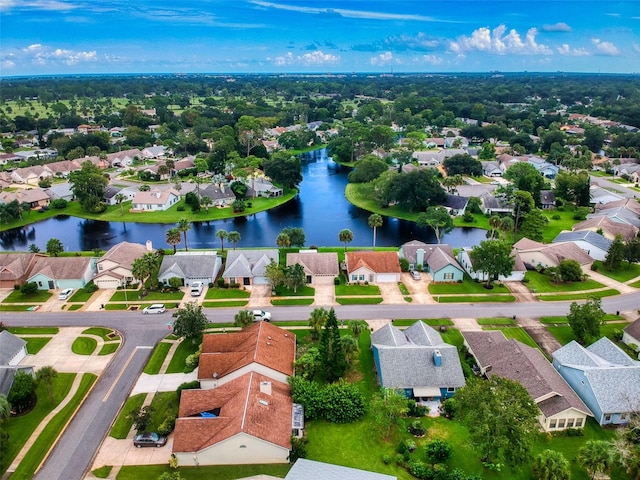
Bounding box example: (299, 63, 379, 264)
(0, 149, 487, 251)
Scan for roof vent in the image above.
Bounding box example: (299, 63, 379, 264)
(267, 342, 271, 346)
(284, 333, 288, 337)
(259, 399, 269, 406)
(268, 336, 272, 340)
(433, 349, 442, 367)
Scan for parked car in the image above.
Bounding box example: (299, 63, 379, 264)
(410, 271, 421, 280)
(190, 281, 203, 297)
(253, 309, 272, 322)
(133, 432, 167, 448)
(58, 288, 74, 300)
(143, 304, 166, 314)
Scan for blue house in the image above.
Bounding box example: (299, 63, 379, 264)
(371, 321, 465, 402)
(553, 337, 640, 426)
(399, 241, 464, 282)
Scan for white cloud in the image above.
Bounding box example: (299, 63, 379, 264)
(0, 0, 76, 12)
(271, 50, 339, 67)
(449, 25, 552, 55)
(557, 44, 589, 56)
(370, 51, 395, 66)
(2, 59, 16, 69)
(422, 55, 443, 65)
(542, 22, 571, 32)
(13, 43, 98, 66)
(592, 38, 620, 55)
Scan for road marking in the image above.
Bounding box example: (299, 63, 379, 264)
(102, 346, 151, 402)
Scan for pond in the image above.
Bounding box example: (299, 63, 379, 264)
(0, 149, 487, 251)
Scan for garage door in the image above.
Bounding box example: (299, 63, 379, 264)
(95, 278, 121, 289)
(376, 274, 398, 283)
(253, 276, 270, 285)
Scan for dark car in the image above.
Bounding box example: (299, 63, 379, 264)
(133, 432, 167, 448)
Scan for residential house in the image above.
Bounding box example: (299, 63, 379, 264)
(552, 230, 612, 261)
(596, 198, 640, 216)
(94, 241, 152, 289)
(573, 216, 638, 242)
(285, 459, 396, 480)
(345, 251, 401, 283)
(158, 251, 222, 287)
(46, 160, 81, 178)
(622, 319, 640, 358)
(14, 149, 57, 161)
(10, 165, 53, 185)
(443, 194, 469, 216)
(0, 153, 21, 165)
(248, 177, 283, 198)
(198, 184, 236, 207)
(479, 192, 512, 215)
(222, 249, 278, 286)
(457, 247, 526, 282)
(141, 145, 166, 159)
(413, 151, 445, 167)
(27, 256, 96, 290)
(399, 241, 464, 282)
(553, 338, 640, 425)
(513, 237, 593, 269)
(463, 330, 591, 432)
(286, 251, 339, 284)
(198, 321, 295, 389)
(590, 185, 624, 206)
(587, 207, 640, 229)
(482, 161, 502, 177)
(131, 189, 180, 212)
(0, 330, 33, 396)
(172, 157, 196, 174)
(0, 172, 13, 189)
(612, 163, 640, 179)
(0, 188, 50, 210)
(0, 253, 41, 288)
(172, 372, 292, 466)
(540, 190, 556, 209)
(371, 321, 465, 401)
(106, 148, 143, 167)
(45, 183, 74, 202)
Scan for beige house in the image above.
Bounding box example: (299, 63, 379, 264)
(513, 238, 593, 270)
(573, 216, 638, 242)
(0, 253, 42, 288)
(106, 148, 143, 167)
(94, 241, 152, 289)
(286, 251, 339, 284)
(622, 319, 640, 358)
(0, 188, 50, 210)
(198, 321, 295, 390)
(463, 330, 592, 432)
(131, 189, 180, 212)
(10, 165, 53, 185)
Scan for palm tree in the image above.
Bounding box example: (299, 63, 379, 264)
(348, 319, 369, 342)
(531, 450, 570, 480)
(36, 365, 58, 402)
(28, 244, 40, 253)
(228, 231, 241, 249)
(498, 216, 515, 242)
(216, 229, 228, 252)
(341, 335, 359, 365)
(308, 307, 329, 340)
(177, 218, 191, 251)
(165, 228, 181, 254)
(488, 215, 502, 240)
(234, 310, 254, 329)
(115, 193, 126, 215)
(276, 232, 291, 248)
(131, 257, 148, 285)
(157, 164, 169, 179)
(579, 440, 613, 480)
(368, 213, 383, 250)
(201, 196, 212, 213)
(338, 229, 354, 253)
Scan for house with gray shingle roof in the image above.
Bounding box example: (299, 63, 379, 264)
(371, 321, 465, 401)
(286, 251, 339, 284)
(457, 246, 526, 282)
(0, 330, 33, 396)
(27, 256, 96, 290)
(399, 241, 464, 282)
(573, 216, 638, 242)
(158, 251, 222, 287)
(286, 459, 396, 480)
(222, 249, 278, 286)
(552, 230, 612, 261)
(198, 184, 236, 207)
(463, 330, 591, 432)
(553, 337, 640, 425)
(622, 319, 640, 358)
(588, 207, 640, 229)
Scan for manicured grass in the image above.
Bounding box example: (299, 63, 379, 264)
(484, 326, 539, 348)
(393, 318, 455, 327)
(453, 212, 491, 231)
(398, 283, 409, 295)
(23, 337, 52, 354)
(592, 261, 640, 282)
(92, 465, 113, 478)
(335, 284, 381, 295)
(2, 289, 53, 303)
(547, 323, 630, 346)
(11, 373, 97, 480)
(7, 327, 59, 335)
(477, 318, 517, 325)
(202, 300, 248, 308)
(110, 290, 184, 301)
(71, 336, 98, 355)
(104, 303, 130, 310)
(346, 183, 421, 222)
(143, 341, 173, 375)
(630, 278, 640, 288)
(429, 275, 509, 295)
(1, 373, 75, 474)
(537, 289, 619, 301)
(274, 284, 315, 296)
(437, 294, 515, 303)
(69, 288, 96, 303)
(147, 391, 180, 431)
(271, 298, 314, 306)
(524, 271, 604, 293)
(166, 338, 200, 374)
(116, 464, 292, 480)
(336, 297, 383, 305)
(110, 393, 147, 439)
(204, 288, 250, 299)
(539, 314, 624, 325)
(0, 305, 43, 311)
(82, 327, 118, 341)
(68, 304, 82, 311)
(98, 343, 120, 355)
(541, 206, 583, 242)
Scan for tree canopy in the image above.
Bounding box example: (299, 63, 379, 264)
(69, 161, 108, 213)
(172, 302, 207, 344)
(469, 240, 514, 288)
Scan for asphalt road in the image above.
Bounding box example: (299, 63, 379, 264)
(7, 290, 639, 480)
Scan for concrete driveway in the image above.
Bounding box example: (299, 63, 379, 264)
(312, 276, 336, 307)
(378, 282, 405, 304)
(248, 284, 272, 308)
(401, 272, 435, 304)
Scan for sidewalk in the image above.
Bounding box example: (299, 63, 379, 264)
(583, 266, 636, 294)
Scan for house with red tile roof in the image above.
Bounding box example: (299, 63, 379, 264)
(198, 321, 295, 389)
(345, 251, 401, 283)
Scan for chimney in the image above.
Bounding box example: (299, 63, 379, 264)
(433, 350, 442, 367)
(146, 240, 153, 251)
(260, 381, 272, 395)
(416, 248, 425, 268)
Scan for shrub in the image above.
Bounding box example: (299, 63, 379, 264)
(217, 278, 226, 288)
(84, 282, 98, 293)
(613, 329, 623, 341)
(408, 419, 427, 436)
(176, 380, 200, 398)
(333, 276, 340, 286)
(382, 454, 392, 465)
(551, 214, 561, 220)
(229, 282, 240, 289)
(20, 281, 39, 296)
(185, 353, 200, 369)
(398, 438, 417, 454)
(157, 414, 176, 435)
(50, 198, 68, 209)
(399, 258, 409, 272)
(425, 439, 452, 465)
(208, 282, 214, 288)
(321, 380, 366, 423)
(288, 436, 307, 463)
(407, 400, 428, 417)
(441, 398, 456, 419)
(408, 461, 435, 480)
(462, 212, 475, 223)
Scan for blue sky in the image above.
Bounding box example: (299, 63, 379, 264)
(1, 1, 639, 76)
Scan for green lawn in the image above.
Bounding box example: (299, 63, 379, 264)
(23, 337, 52, 354)
(166, 339, 200, 374)
(271, 298, 314, 306)
(524, 271, 604, 293)
(484, 326, 539, 348)
(541, 206, 583, 242)
(7, 327, 59, 335)
(202, 300, 248, 308)
(71, 336, 98, 355)
(547, 323, 630, 346)
(92, 465, 113, 478)
(274, 284, 315, 296)
(537, 289, 619, 301)
(110, 290, 184, 302)
(110, 393, 147, 439)
(116, 464, 292, 480)
(539, 314, 624, 325)
(437, 294, 515, 303)
(204, 288, 250, 299)
(2, 290, 53, 303)
(68, 304, 83, 311)
(592, 261, 640, 282)
(10, 373, 96, 480)
(336, 297, 383, 305)
(392, 319, 454, 327)
(104, 304, 130, 310)
(82, 327, 119, 341)
(453, 212, 491, 231)
(147, 391, 180, 431)
(345, 183, 422, 222)
(69, 287, 96, 303)
(429, 275, 509, 295)
(144, 341, 173, 375)
(335, 283, 381, 295)
(98, 343, 120, 355)
(477, 318, 517, 326)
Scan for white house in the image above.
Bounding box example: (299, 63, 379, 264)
(131, 189, 180, 212)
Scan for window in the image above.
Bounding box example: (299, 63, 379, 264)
(575, 418, 583, 427)
(351, 275, 358, 282)
(621, 413, 629, 421)
(444, 273, 454, 280)
(38, 281, 43, 287)
(369, 274, 374, 282)
(567, 418, 574, 428)
(558, 419, 565, 428)
(359, 275, 365, 281)
(604, 414, 611, 422)
(549, 420, 557, 429)
(447, 387, 455, 392)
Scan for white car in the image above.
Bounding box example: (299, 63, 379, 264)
(143, 304, 166, 314)
(190, 281, 203, 297)
(410, 271, 421, 280)
(58, 288, 74, 300)
(253, 310, 272, 322)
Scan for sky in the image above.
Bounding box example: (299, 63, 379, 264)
(1, 1, 639, 76)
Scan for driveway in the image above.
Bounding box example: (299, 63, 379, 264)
(401, 272, 435, 304)
(378, 282, 405, 304)
(312, 276, 336, 307)
(247, 284, 272, 308)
